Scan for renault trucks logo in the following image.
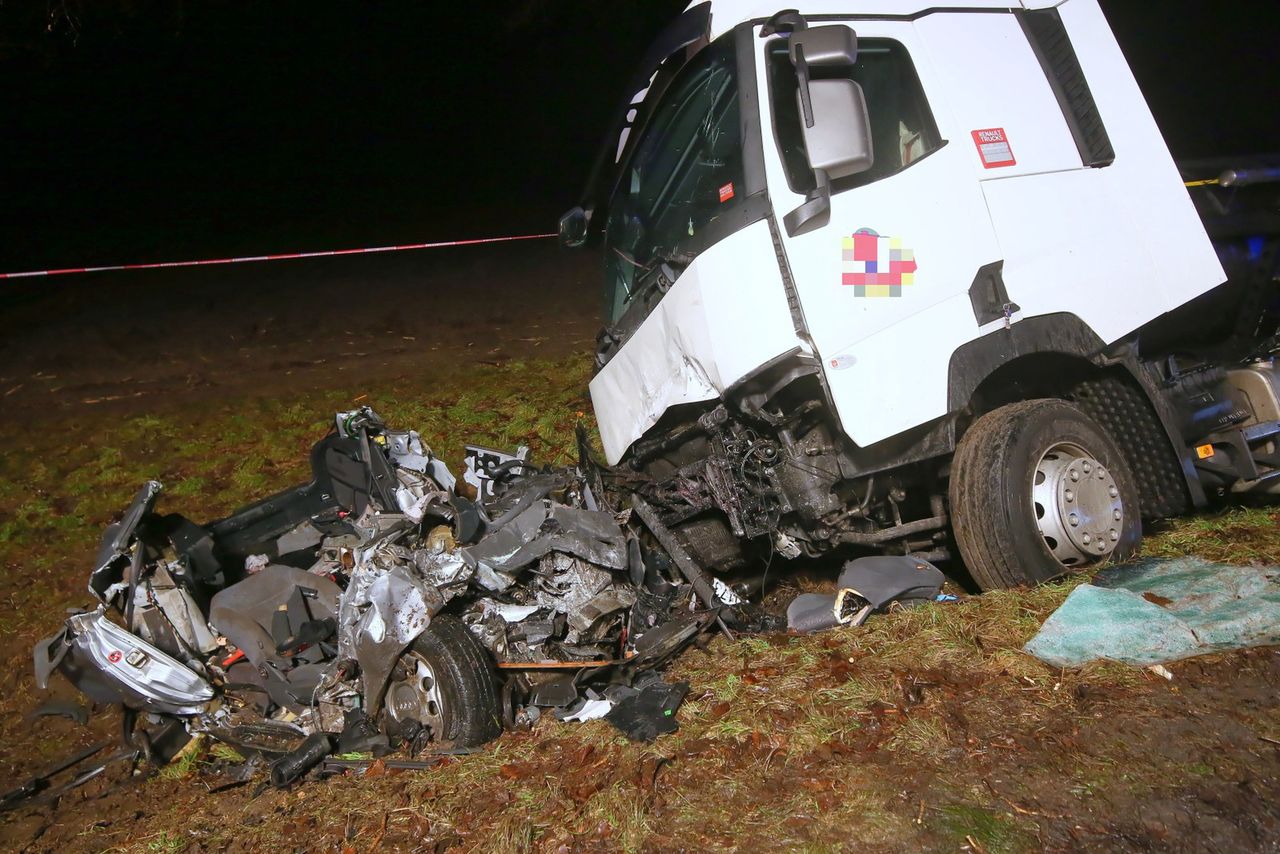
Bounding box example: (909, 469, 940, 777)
(972, 127, 1016, 168)
(842, 229, 916, 298)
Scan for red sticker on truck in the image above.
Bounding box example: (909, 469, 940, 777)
(971, 128, 1016, 169)
(718, 182, 735, 203)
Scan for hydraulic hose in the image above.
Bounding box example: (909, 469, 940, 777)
(269, 733, 334, 789)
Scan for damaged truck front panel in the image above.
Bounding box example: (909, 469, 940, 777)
(590, 220, 804, 467)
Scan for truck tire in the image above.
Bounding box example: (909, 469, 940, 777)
(384, 615, 502, 747)
(950, 399, 1141, 590)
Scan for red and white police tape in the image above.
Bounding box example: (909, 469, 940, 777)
(0, 231, 557, 280)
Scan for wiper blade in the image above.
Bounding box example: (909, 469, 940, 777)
(625, 250, 690, 308)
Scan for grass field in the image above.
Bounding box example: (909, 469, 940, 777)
(2, 352, 1279, 852)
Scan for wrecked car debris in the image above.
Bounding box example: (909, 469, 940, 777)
(31, 406, 728, 788)
(27, 404, 958, 798)
(786, 556, 946, 634)
(270, 733, 335, 789)
(603, 672, 690, 742)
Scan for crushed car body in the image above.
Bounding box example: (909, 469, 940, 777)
(29, 406, 942, 790)
(30, 408, 734, 772)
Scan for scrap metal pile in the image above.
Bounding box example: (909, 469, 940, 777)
(16, 407, 944, 800)
(23, 408, 777, 792)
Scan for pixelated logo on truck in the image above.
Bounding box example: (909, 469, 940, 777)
(842, 229, 917, 298)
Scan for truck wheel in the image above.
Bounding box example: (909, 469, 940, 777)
(384, 615, 502, 747)
(949, 399, 1141, 590)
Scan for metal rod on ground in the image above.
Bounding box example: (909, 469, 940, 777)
(0, 745, 138, 812)
(0, 740, 112, 811)
(631, 496, 736, 642)
(321, 749, 478, 773)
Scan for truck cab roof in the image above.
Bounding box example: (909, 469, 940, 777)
(690, 0, 1067, 40)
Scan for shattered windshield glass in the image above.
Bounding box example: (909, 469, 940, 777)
(602, 35, 744, 325)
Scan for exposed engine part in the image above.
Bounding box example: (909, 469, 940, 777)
(627, 390, 952, 568)
(636, 407, 790, 540)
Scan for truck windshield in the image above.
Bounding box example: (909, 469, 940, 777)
(602, 36, 743, 324)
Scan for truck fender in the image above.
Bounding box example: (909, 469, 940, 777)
(947, 312, 1106, 412)
(947, 312, 1204, 513)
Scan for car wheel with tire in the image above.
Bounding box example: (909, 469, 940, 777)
(383, 614, 502, 747)
(949, 398, 1142, 590)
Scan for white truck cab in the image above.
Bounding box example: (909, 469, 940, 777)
(563, 1, 1280, 589)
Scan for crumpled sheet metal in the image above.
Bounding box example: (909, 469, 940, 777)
(388, 429, 457, 494)
(587, 220, 804, 464)
(88, 480, 161, 602)
(533, 553, 613, 622)
(462, 502, 628, 590)
(339, 563, 446, 715)
(412, 541, 472, 590)
(335, 515, 457, 716)
(566, 586, 638, 634)
(1025, 556, 1280, 667)
(37, 609, 214, 716)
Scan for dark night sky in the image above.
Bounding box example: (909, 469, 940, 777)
(0, 0, 1276, 271)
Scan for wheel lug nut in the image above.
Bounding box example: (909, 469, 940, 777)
(1082, 533, 1092, 545)
(1082, 462, 1092, 474)
(1110, 529, 1119, 541)
(1069, 513, 1080, 526)
(1065, 489, 1075, 502)
(1109, 486, 1118, 498)
(1113, 509, 1122, 521)
(1069, 470, 1080, 482)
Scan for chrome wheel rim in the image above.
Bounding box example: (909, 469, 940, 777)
(386, 652, 446, 737)
(1031, 441, 1124, 567)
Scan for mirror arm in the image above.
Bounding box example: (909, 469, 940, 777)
(783, 168, 831, 237)
(761, 10, 807, 37)
(794, 45, 815, 128)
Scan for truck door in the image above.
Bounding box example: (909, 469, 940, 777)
(756, 23, 1003, 449)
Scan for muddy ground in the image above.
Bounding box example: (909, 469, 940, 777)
(0, 240, 600, 418)
(1, 244, 1278, 853)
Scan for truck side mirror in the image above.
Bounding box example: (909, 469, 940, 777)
(559, 206, 589, 248)
(781, 25, 874, 237)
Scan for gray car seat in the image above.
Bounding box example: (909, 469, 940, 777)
(209, 565, 342, 709)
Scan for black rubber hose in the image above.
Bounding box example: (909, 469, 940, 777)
(488, 459, 537, 482)
(269, 733, 334, 789)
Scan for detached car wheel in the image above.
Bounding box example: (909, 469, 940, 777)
(384, 615, 502, 747)
(949, 399, 1141, 590)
